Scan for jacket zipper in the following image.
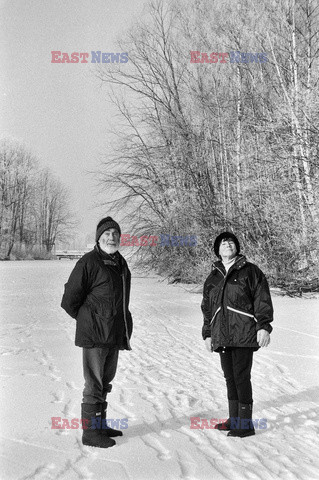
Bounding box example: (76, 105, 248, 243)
(215, 266, 225, 278)
(215, 256, 243, 343)
(121, 272, 132, 350)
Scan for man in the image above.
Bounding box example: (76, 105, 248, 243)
(201, 232, 273, 437)
(61, 216, 133, 448)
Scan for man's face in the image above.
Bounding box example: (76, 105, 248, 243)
(219, 238, 237, 259)
(99, 228, 120, 254)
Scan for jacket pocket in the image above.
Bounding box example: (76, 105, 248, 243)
(210, 306, 221, 325)
(91, 308, 115, 345)
(226, 306, 257, 345)
(84, 295, 114, 342)
(226, 306, 257, 322)
(75, 304, 96, 346)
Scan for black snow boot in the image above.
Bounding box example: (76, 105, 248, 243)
(227, 402, 255, 438)
(215, 399, 239, 430)
(81, 403, 116, 448)
(100, 401, 123, 437)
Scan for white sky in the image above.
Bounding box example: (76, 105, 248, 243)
(0, 0, 148, 240)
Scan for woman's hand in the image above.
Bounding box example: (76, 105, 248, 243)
(205, 337, 212, 352)
(257, 329, 270, 347)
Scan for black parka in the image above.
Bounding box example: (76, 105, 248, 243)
(201, 255, 273, 351)
(61, 246, 133, 350)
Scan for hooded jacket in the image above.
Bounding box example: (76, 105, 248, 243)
(61, 245, 133, 350)
(201, 255, 273, 351)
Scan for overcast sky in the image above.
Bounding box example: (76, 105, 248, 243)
(0, 0, 148, 242)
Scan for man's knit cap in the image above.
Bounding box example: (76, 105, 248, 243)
(96, 216, 121, 242)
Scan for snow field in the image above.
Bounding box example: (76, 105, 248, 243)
(0, 261, 318, 480)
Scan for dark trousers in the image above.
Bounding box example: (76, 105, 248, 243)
(82, 347, 119, 404)
(219, 348, 253, 404)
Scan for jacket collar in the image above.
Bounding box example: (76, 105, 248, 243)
(213, 254, 247, 274)
(94, 244, 122, 268)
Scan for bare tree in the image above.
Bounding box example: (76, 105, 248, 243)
(35, 169, 77, 253)
(0, 139, 36, 256)
(94, 0, 319, 283)
(0, 139, 77, 258)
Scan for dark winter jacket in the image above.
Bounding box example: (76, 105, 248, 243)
(201, 255, 273, 351)
(61, 245, 133, 350)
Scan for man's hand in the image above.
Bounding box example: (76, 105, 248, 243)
(257, 329, 270, 347)
(205, 337, 212, 352)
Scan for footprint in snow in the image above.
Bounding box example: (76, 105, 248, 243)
(142, 434, 171, 460)
(51, 391, 65, 403)
(66, 381, 80, 390)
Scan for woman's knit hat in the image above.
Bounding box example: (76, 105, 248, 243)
(213, 232, 240, 258)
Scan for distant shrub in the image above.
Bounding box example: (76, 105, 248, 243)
(0, 245, 55, 261)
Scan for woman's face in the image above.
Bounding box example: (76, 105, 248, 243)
(219, 238, 237, 260)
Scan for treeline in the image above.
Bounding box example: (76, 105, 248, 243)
(0, 139, 75, 259)
(96, 0, 319, 284)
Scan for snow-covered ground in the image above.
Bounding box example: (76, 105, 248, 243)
(0, 260, 319, 480)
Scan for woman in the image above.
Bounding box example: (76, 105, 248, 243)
(201, 232, 273, 437)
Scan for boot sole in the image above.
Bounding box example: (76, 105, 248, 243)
(214, 424, 231, 431)
(227, 430, 255, 438)
(82, 434, 116, 448)
(82, 439, 116, 448)
(101, 431, 123, 437)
